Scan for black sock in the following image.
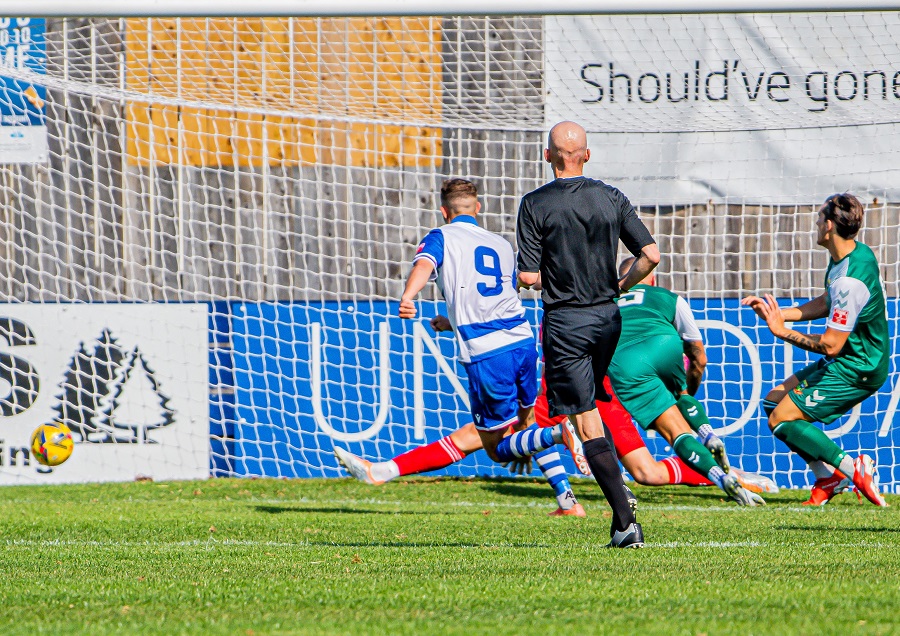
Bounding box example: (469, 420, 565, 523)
(583, 437, 636, 535)
(602, 423, 615, 446)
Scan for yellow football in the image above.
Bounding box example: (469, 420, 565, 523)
(30, 422, 75, 467)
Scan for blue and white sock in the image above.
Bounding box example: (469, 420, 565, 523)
(495, 424, 562, 463)
(709, 465, 727, 488)
(697, 423, 716, 445)
(534, 447, 576, 510)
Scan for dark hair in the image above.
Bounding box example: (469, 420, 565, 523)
(822, 193, 864, 239)
(440, 178, 478, 210)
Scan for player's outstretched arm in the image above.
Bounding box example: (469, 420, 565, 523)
(741, 292, 827, 323)
(750, 293, 850, 356)
(399, 260, 435, 319)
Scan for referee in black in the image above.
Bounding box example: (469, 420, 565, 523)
(517, 121, 660, 548)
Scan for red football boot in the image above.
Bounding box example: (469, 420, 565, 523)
(802, 470, 851, 506)
(851, 455, 888, 507)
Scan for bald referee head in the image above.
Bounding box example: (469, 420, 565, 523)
(545, 121, 590, 178)
(515, 120, 661, 547)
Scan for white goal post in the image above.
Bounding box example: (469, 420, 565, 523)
(2, 1, 900, 16)
(0, 8, 896, 492)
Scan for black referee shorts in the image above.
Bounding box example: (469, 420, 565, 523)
(542, 302, 622, 417)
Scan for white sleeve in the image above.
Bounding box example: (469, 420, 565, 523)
(674, 296, 703, 342)
(826, 277, 870, 332)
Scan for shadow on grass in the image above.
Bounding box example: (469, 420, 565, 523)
(478, 479, 744, 505)
(477, 481, 554, 500)
(254, 505, 448, 516)
(299, 540, 555, 549)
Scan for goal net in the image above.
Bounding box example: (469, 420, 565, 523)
(0, 13, 897, 492)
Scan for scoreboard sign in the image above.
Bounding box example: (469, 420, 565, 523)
(0, 17, 48, 164)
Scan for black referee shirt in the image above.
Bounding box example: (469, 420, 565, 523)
(516, 176, 654, 309)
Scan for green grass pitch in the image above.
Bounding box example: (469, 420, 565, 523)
(1, 476, 898, 635)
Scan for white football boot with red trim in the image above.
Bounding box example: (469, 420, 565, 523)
(334, 447, 385, 486)
(560, 421, 591, 476)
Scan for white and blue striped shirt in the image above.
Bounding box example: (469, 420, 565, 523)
(414, 216, 534, 364)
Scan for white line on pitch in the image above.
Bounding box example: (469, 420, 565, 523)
(253, 497, 803, 513)
(4, 538, 893, 551)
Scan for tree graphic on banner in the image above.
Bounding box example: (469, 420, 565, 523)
(52, 329, 175, 444)
(98, 347, 175, 444)
(53, 329, 127, 443)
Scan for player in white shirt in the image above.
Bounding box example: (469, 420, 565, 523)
(395, 178, 583, 514)
(400, 179, 537, 448)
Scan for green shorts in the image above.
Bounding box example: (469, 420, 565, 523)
(608, 334, 686, 429)
(787, 358, 877, 425)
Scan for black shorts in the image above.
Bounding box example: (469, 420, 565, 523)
(542, 302, 622, 417)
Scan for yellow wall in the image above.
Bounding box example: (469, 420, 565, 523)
(125, 18, 442, 168)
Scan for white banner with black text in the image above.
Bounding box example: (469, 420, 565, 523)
(545, 13, 900, 204)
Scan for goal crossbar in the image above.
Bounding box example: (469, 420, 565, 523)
(1, 0, 898, 17)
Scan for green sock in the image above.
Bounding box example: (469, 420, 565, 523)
(676, 394, 711, 433)
(672, 433, 720, 481)
(772, 420, 846, 469)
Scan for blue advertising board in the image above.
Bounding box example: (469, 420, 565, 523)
(0, 17, 47, 163)
(212, 298, 900, 492)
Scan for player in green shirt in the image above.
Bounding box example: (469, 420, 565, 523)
(743, 193, 889, 507)
(609, 258, 765, 506)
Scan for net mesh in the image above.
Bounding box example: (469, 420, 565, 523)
(0, 15, 897, 491)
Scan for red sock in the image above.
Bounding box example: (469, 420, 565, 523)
(662, 456, 714, 486)
(393, 436, 466, 476)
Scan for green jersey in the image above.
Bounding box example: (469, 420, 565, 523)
(610, 285, 702, 427)
(615, 284, 702, 348)
(823, 242, 889, 387)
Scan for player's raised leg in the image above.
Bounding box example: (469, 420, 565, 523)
(768, 379, 885, 507)
(337, 419, 587, 516)
(676, 393, 730, 473)
(653, 406, 764, 506)
(335, 423, 478, 485)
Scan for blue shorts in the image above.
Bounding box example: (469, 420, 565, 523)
(464, 343, 538, 432)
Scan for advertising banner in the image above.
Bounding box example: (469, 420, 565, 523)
(544, 14, 900, 205)
(0, 304, 209, 484)
(0, 17, 48, 163)
(226, 299, 900, 492)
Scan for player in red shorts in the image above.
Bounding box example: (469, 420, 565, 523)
(335, 378, 777, 502)
(335, 376, 777, 515)
(534, 374, 709, 487)
(536, 373, 776, 494)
